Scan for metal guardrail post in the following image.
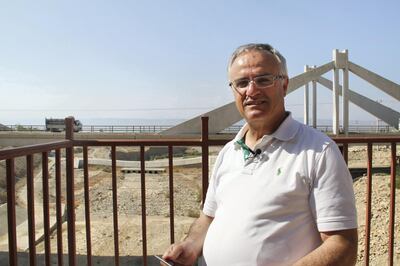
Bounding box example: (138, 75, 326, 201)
(65, 117, 76, 266)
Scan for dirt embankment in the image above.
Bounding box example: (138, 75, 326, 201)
(0, 151, 42, 204)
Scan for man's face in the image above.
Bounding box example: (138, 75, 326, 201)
(228, 50, 288, 125)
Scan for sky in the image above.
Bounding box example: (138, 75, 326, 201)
(0, 0, 399, 125)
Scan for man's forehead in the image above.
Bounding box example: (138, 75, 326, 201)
(230, 50, 280, 73)
(235, 50, 278, 64)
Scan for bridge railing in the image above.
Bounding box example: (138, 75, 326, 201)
(0, 125, 172, 133)
(0, 117, 398, 266)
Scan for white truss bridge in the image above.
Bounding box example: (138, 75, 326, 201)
(162, 49, 400, 136)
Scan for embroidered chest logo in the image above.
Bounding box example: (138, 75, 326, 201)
(277, 167, 282, 176)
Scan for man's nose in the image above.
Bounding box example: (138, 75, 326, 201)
(246, 80, 260, 96)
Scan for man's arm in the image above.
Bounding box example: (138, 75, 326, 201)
(162, 212, 213, 265)
(293, 228, 358, 266)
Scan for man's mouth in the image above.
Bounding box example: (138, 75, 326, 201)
(244, 99, 267, 106)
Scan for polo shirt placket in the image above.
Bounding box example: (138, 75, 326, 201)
(235, 134, 275, 175)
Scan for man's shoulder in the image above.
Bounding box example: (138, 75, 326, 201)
(214, 138, 237, 158)
(220, 138, 238, 154)
(274, 114, 333, 148)
(294, 122, 334, 148)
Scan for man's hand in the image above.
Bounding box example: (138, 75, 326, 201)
(162, 212, 213, 266)
(162, 239, 199, 266)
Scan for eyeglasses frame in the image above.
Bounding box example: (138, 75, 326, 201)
(229, 74, 286, 95)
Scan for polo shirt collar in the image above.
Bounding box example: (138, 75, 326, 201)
(271, 112, 300, 141)
(234, 112, 300, 149)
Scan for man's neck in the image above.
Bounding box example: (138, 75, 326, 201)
(245, 111, 288, 149)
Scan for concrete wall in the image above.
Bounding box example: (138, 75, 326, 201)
(0, 132, 233, 147)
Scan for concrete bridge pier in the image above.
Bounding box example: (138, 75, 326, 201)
(304, 65, 310, 125)
(312, 65, 317, 128)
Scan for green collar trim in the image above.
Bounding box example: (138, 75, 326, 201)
(236, 137, 253, 161)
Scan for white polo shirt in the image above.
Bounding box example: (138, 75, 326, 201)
(202, 113, 357, 266)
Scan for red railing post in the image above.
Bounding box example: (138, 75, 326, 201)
(83, 146, 92, 266)
(65, 117, 76, 266)
(342, 143, 348, 165)
(168, 145, 175, 244)
(55, 149, 64, 266)
(140, 145, 148, 266)
(364, 142, 373, 266)
(42, 151, 51, 266)
(26, 154, 37, 266)
(388, 142, 396, 266)
(6, 158, 17, 266)
(201, 116, 209, 205)
(111, 145, 120, 266)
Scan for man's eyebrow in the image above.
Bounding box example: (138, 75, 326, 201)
(234, 77, 250, 81)
(258, 73, 274, 76)
(234, 73, 274, 80)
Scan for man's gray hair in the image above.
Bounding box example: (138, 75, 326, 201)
(228, 43, 288, 76)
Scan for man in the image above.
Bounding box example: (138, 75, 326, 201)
(163, 43, 358, 265)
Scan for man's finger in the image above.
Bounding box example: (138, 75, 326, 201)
(163, 243, 182, 261)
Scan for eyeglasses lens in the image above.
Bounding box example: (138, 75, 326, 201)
(233, 76, 275, 93)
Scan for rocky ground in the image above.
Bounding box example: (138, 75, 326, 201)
(354, 175, 400, 265)
(348, 144, 400, 265)
(0, 144, 399, 265)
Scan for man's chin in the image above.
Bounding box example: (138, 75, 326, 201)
(244, 111, 269, 122)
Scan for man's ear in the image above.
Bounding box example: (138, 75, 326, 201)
(282, 77, 289, 96)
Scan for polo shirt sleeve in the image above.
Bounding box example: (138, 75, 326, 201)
(310, 142, 358, 232)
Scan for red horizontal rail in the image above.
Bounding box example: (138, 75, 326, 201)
(332, 136, 400, 143)
(0, 140, 71, 160)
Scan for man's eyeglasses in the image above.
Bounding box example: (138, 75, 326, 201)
(229, 74, 285, 94)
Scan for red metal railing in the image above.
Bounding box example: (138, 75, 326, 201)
(334, 138, 398, 266)
(0, 117, 398, 266)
